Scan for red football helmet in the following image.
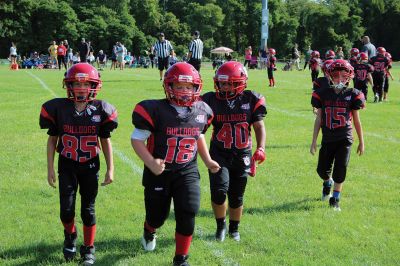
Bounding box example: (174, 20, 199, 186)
(377, 47, 386, 55)
(350, 48, 359, 57)
(358, 52, 368, 62)
(214, 61, 248, 100)
(63, 63, 102, 102)
(311, 50, 320, 58)
(326, 59, 354, 90)
(163, 62, 202, 106)
(269, 48, 276, 55)
(325, 50, 335, 59)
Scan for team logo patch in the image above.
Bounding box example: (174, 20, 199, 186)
(178, 75, 193, 82)
(75, 73, 89, 81)
(243, 156, 251, 166)
(217, 75, 229, 81)
(91, 115, 101, 122)
(241, 103, 250, 110)
(195, 114, 205, 123)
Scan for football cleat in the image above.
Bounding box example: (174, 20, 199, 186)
(215, 223, 227, 242)
(374, 94, 379, 103)
(173, 254, 190, 266)
(141, 229, 156, 251)
(228, 231, 241, 242)
(329, 197, 341, 212)
(80, 245, 95, 265)
(63, 230, 77, 262)
(321, 180, 333, 201)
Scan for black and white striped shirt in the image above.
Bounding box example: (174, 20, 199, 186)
(189, 38, 203, 60)
(153, 40, 173, 59)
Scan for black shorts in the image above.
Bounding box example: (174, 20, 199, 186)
(188, 58, 201, 71)
(158, 57, 169, 71)
(384, 76, 389, 93)
(143, 162, 201, 225)
(267, 67, 274, 79)
(317, 139, 352, 183)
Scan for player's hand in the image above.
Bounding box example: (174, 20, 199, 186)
(310, 141, 317, 155)
(47, 168, 56, 188)
(357, 142, 365, 156)
(148, 158, 165, 176)
(252, 147, 266, 164)
(101, 169, 114, 186)
(206, 160, 221, 174)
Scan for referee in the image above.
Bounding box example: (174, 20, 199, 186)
(188, 31, 203, 72)
(152, 32, 174, 80)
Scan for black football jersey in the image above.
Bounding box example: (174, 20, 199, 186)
(201, 90, 267, 153)
(40, 98, 118, 162)
(132, 99, 213, 171)
(354, 63, 374, 87)
(311, 84, 365, 143)
(369, 55, 389, 74)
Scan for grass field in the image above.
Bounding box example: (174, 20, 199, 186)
(0, 62, 399, 266)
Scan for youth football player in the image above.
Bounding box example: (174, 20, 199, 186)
(310, 60, 365, 211)
(202, 61, 267, 242)
(39, 63, 118, 264)
(131, 62, 220, 266)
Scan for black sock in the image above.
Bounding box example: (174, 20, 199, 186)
(216, 217, 226, 228)
(229, 220, 239, 233)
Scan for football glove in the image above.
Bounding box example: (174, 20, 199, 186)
(252, 147, 266, 164)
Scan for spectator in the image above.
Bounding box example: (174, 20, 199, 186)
(57, 41, 68, 70)
(152, 32, 174, 80)
(124, 52, 133, 67)
(291, 43, 301, 71)
(361, 36, 377, 58)
(72, 52, 80, 64)
(187, 30, 203, 72)
(259, 45, 268, 69)
(96, 50, 107, 70)
(225, 53, 232, 61)
(110, 44, 118, 70)
(48, 41, 58, 68)
(304, 45, 312, 70)
(64, 40, 70, 68)
(78, 38, 89, 63)
(335, 47, 344, 59)
(87, 51, 96, 66)
(148, 47, 155, 68)
(244, 46, 252, 68)
(9, 42, 17, 67)
(67, 48, 74, 68)
(116, 42, 127, 70)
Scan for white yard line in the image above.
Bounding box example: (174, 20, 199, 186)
(196, 225, 239, 266)
(26, 71, 58, 97)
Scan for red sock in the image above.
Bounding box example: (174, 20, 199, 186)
(83, 224, 96, 247)
(269, 79, 272, 86)
(144, 221, 156, 233)
(62, 220, 76, 234)
(175, 232, 192, 256)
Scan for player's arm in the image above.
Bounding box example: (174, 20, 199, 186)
(310, 108, 322, 155)
(352, 110, 364, 156)
(197, 134, 220, 173)
(100, 137, 114, 186)
(47, 135, 58, 188)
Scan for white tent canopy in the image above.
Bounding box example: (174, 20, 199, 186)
(210, 47, 234, 54)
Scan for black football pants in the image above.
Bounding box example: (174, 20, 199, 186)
(58, 155, 99, 226)
(143, 164, 200, 236)
(317, 139, 352, 184)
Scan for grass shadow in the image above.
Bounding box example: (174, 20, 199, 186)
(0, 237, 176, 265)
